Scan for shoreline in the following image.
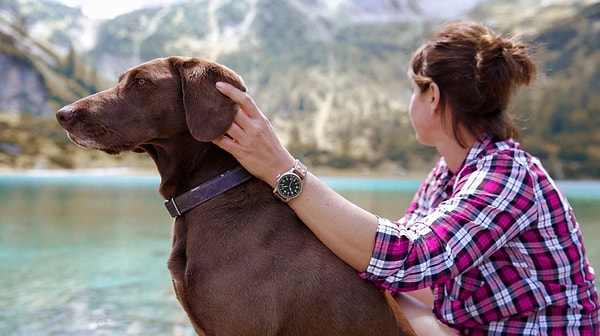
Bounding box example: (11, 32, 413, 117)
(2, 168, 599, 200)
(2, 167, 600, 182)
(0, 166, 428, 180)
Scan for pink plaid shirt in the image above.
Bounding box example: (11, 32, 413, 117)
(360, 134, 599, 335)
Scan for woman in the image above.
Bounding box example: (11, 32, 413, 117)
(213, 21, 599, 335)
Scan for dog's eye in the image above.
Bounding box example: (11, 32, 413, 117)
(137, 78, 146, 85)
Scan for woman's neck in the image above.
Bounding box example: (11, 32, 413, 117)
(436, 132, 477, 173)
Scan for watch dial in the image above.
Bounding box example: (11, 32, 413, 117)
(277, 174, 302, 198)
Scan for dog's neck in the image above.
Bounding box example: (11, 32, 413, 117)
(142, 136, 239, 199)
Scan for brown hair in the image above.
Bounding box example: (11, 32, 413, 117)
(408, 21, 537, 147)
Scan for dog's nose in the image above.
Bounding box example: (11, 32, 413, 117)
(56, 106, 76, 127)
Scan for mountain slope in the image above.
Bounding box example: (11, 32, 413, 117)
(0, 0, 598, 178)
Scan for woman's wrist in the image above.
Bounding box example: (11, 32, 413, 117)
(266, 154, 297, 188)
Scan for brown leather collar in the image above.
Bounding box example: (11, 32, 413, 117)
(164, 166, 254, 218)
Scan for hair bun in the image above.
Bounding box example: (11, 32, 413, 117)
(476, 34, 512, 71)
(476, 33, 534, 95)
(479, 34, 513, 51)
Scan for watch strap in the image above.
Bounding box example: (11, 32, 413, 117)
(291, 159, 307, 180)
(273, 187, 289, 202)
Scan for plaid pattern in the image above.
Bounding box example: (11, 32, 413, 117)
(360, 134, 599, 335)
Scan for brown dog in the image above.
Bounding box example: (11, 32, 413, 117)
(56, 56, 415, 336)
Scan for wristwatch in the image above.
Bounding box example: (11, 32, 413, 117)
(273, 159, 307, 202)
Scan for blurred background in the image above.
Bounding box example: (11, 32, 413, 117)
(0, 0, 599, 178)
(1, 0, 599, 335)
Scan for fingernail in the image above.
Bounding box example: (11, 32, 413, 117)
(216, 81, 226, 89)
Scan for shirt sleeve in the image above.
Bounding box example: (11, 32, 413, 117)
(360, 152, 538, 293)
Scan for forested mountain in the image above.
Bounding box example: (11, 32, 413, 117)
(0, 0, 598, 178)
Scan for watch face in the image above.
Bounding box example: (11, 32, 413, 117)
(276, 173, 302, 199)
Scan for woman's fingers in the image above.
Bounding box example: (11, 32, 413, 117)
(216, 82, 262, 119)
(213, 113, 244, 150)
(213, 82, 295, 182)
(213, 134, 233, 149)
(223, 121, 242, 142)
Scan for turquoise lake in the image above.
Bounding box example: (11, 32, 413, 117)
(1, 173, 599, 335)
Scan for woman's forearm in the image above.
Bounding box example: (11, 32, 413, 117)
(284, 172, 379, 272)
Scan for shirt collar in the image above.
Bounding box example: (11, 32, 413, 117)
(464, 133, 493, 164)
(439, 133, 514, 176)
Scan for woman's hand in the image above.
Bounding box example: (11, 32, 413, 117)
(213, 82, 378, 272)
(213, 82, 296, 187)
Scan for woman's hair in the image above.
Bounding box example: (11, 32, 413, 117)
(408, 21, 537, 147)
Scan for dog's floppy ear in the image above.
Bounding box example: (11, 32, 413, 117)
(173, 57, 247, 142)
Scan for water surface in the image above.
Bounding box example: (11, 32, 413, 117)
(1, 173, 598, 335)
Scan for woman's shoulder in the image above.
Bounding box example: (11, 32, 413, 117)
(469, 137, 535, 167)
(459, 137, 541, 186)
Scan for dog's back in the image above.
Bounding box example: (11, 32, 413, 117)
(168, 179, 412, 335)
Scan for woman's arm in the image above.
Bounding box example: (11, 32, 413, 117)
(212, 82, 378, 271)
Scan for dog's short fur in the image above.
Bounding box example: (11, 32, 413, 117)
(56, 56, 415, 336)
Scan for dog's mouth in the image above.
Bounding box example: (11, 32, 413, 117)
(65, 125, 136, 155)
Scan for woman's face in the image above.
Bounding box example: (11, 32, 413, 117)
(408, 81, 436, 146)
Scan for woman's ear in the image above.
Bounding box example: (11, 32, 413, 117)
(428, 82, 441, 115)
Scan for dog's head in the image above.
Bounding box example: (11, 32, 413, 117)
(56, 56, 247, 154)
